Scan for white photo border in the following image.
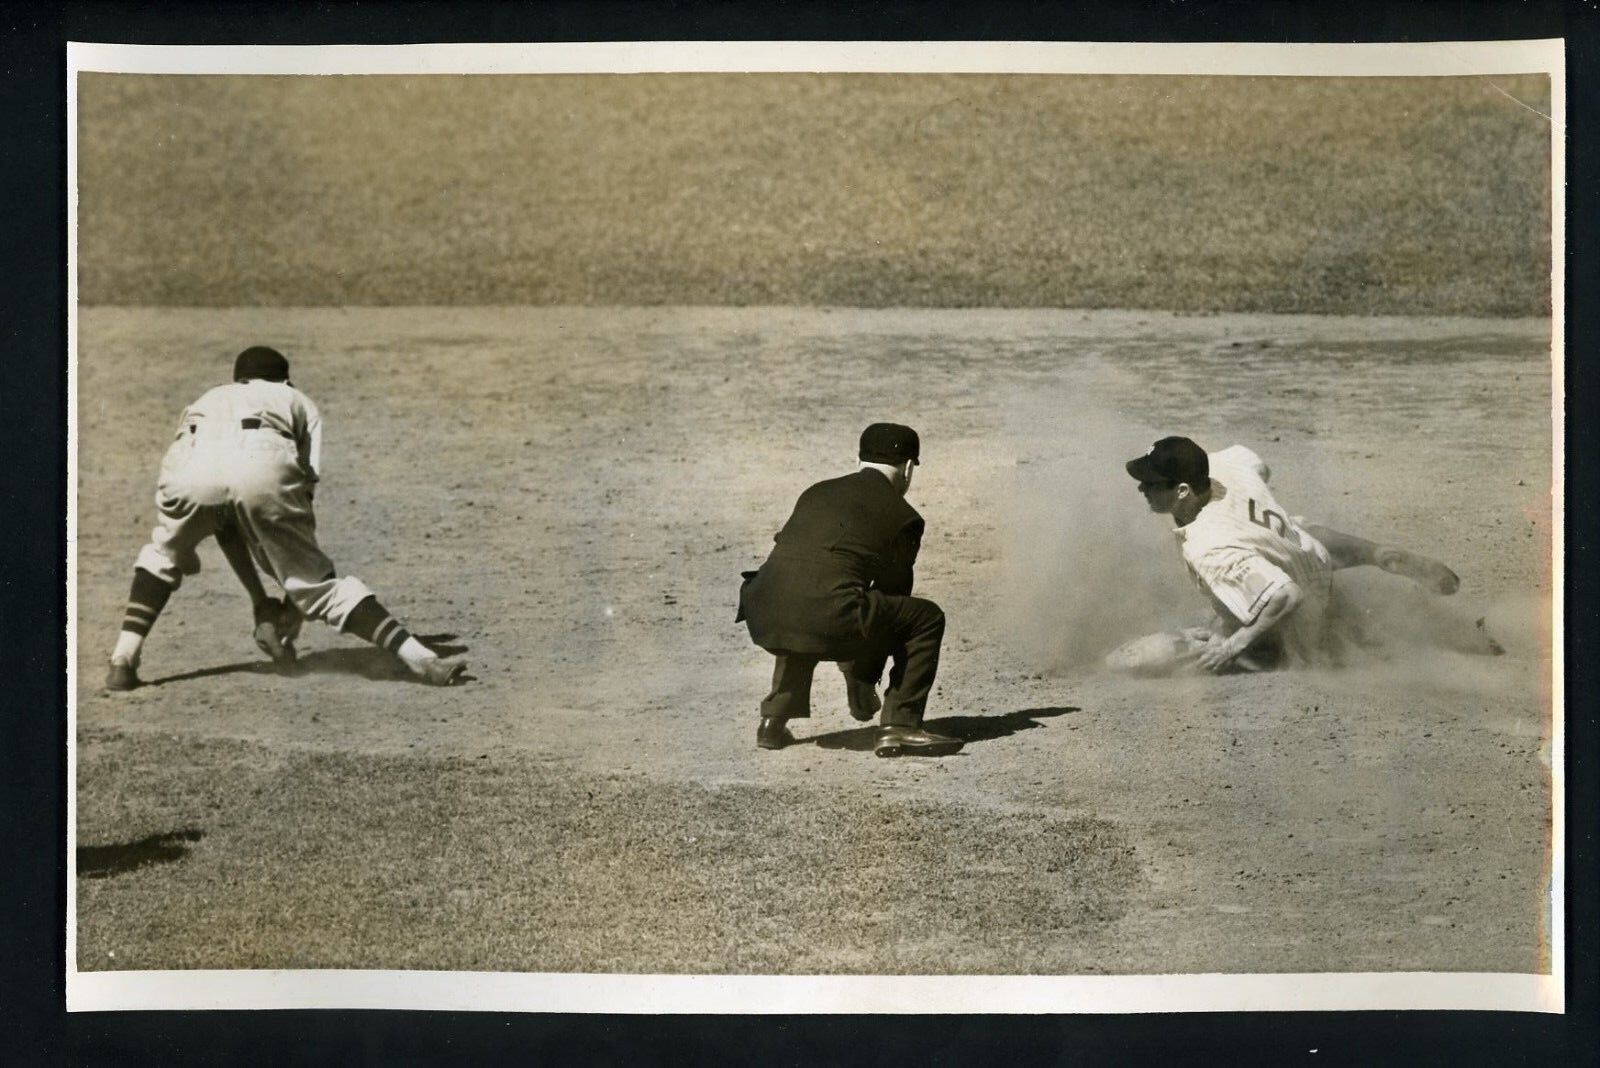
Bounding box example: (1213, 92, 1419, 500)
(65, 38, 1566, 1016)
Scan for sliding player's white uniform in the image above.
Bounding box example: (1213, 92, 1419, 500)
(1174, 445, 1333, 666)
(1108, 445, 1334, 674)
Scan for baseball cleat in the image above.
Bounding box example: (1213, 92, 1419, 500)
(874, 725, 962, 758)
(412, 657, 468, 686)
(105, 659, 141, 692)
(757, 716, 796, 750)
(1375, 548, 1460, 595)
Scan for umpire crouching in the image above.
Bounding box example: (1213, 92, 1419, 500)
(737, 423, 960, 758)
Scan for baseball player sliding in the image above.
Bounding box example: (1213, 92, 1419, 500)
(1107, 435, 1468, 675)
(105, 346, 467, 690)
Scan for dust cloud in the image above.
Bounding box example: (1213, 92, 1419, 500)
(993, 389, 1548, 686)
(1326, 577, 1550, 697)
(996, 399, 1196, 673)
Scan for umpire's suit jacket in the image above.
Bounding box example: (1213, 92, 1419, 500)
(738, 469, 924, 659)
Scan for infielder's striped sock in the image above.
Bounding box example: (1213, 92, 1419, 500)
(343, 596, 418, 658)
(112, 568, 175, 666)
(120, 568, 173, 638)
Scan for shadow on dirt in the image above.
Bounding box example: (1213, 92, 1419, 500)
(143, 633, 471, 687)
(807, 706, 1079, 753)
(77, 828, 205, 879)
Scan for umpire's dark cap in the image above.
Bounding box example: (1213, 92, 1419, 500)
(1125, 436, 1209, 487)
(233, 345, 291, 383)
(859, 423, 921, 466)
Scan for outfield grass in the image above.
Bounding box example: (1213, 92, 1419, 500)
(77, 74, 1550, 314)
(77, 729, 1141, 974)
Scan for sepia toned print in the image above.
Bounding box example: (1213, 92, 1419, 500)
(69, 49, 1559, 1010)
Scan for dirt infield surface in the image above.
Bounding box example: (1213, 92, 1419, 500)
(73, 306, 1553, 975)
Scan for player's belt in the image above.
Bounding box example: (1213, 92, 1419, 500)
(240, 418, 292, 439)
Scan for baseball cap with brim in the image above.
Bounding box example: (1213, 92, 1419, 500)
(1125, 436, 1209, 486)
(234, 345, 291, 383)
(859, 422, 921, 466)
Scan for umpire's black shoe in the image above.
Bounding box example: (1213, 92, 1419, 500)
(874, 725, 962, 758)
(757, 717, 796, 750)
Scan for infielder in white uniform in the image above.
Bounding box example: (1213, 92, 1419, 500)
(105, 346, 466, 690)
(1107, 436, 1464, 675)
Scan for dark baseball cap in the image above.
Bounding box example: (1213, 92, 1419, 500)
(233, 345, 291, 383)
(859, 422, 921, 466)
(1125, 436, 1209, 487)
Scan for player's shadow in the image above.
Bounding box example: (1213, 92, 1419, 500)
(77, 828, 204, 879)
(807, 706, 1079, 753)
(143, 634, 470, 687)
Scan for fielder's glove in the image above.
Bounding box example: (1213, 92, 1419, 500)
(252, 597, 300, 663)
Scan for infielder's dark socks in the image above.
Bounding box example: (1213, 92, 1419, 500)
(121, 568, 174, 637)
(343, 595, 415, 655)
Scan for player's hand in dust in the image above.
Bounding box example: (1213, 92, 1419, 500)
(1197, 633, 1246, 673)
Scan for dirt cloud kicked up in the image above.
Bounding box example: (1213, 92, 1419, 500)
(1324, 575, 1550, 701)
(993, 385, 1547, 692)
(995, 396, 1197, 674)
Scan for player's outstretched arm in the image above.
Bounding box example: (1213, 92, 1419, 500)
(215, 521, 271, 607)
(215, 522, 298, 663)
(1198, 582, 1303, 673)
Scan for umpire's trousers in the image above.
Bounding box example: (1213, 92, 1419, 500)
(759, 593, 945, 728)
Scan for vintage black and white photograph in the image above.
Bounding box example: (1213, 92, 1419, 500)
(67, 41, 1562, 1013)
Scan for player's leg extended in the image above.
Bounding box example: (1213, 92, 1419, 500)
(107, 496, 220, 690)
(1301, 523, 1459, 595)
(233, 475, 465, 685)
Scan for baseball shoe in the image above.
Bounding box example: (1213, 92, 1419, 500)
(845, 677, 882, 722)
(411, 657, 468, 686)
(1375, 548, 1459, 595)
(874, 725, 962, 758)
(757, 717, 796, 750)
(105, 659, 141, 692)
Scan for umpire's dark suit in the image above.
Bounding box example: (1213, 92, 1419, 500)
(738, 467, 945, 727)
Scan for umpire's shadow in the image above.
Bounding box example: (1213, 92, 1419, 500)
(143, 633, 469, 687)
(807, 706, 1079, 753)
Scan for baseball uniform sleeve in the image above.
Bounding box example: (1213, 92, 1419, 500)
(296, 392, 323, 479)
(1187, 544, 1293, 625)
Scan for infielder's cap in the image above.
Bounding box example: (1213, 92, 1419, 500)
(233, 345, 290, 383)
(1125, 436, 1209, 487)
(859, 422, 921, 466)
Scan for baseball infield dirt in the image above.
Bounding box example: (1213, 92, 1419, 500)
(73, 305, 1553, 975)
